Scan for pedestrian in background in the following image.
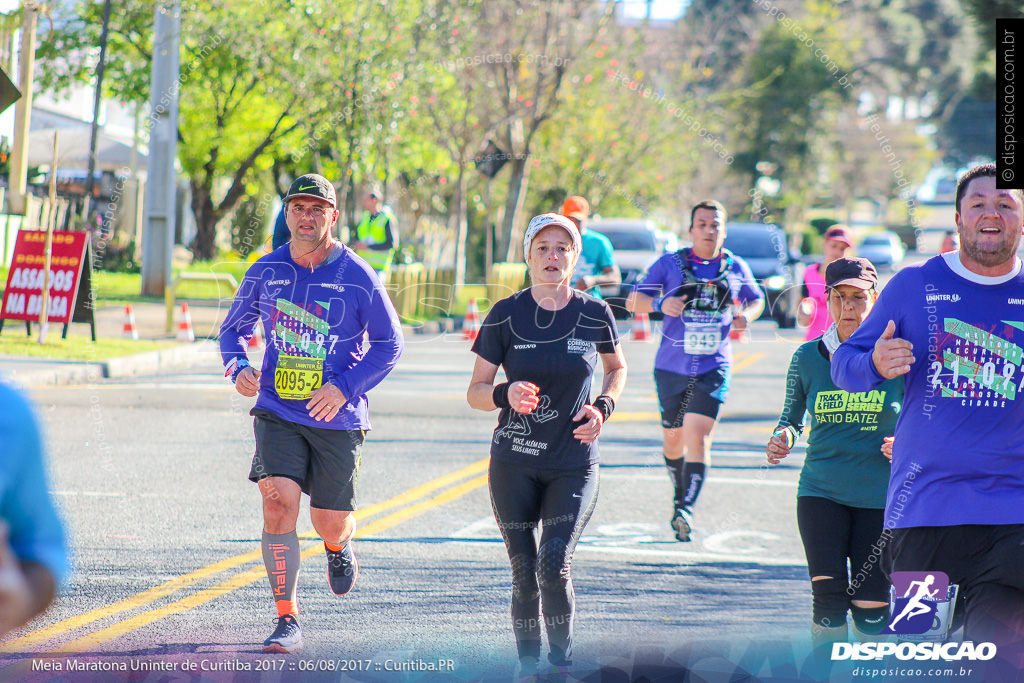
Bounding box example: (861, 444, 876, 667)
(351, 185, 399, 277)
(561, 195, 620, 298)
(798, 225, 853, 340)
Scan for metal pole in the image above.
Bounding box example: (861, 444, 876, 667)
(141, 0, 181, 297)
(8, 1, 37, 216)
(38, 130, 57, 343)
(83, 0, 113, 210)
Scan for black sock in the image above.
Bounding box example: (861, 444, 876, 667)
(664, 455, 685, 508)
(681, 462, 707, 509)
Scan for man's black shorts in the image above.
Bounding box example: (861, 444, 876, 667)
(884, 524, 1024, 648)
(250, 408, 364, 511)
(654, 367, 730, 427)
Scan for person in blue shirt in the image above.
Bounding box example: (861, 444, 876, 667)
(220, 173, 403, 654)
(0, 381, 68, 637)
(271, 207, 289, 250)
(560, 195, 620, 298)
(832, 164, 1024, 668)
(627, 200, 763, 543)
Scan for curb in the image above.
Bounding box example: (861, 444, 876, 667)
(5, 319, 497, 387)
(5, 340, 220, 388)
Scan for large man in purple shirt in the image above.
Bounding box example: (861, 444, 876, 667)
(832, 164, 1024, 666)
(220, 174, 403, 653)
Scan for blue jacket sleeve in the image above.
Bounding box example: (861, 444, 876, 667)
(331, 274, 404, 401)
(0, 385, 69, 587)
(218, 267, 263, 372)
(831, 279, 900, 392)
(271, 209, 290, 250)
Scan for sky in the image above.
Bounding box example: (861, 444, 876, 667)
(618, 0, 690, 21)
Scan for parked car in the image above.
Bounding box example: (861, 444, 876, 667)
(722, 222, 801, 328)
(858, 231, 905, 270)
(587, 218, 672, 319)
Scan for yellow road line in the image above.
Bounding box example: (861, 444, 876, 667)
(732, 352, 766, 372)
(54, 473, 491, 653)
(614, 412, 662, 422)
(2, 458, 489, 653)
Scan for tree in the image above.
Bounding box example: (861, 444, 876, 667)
(728, 1, 855, 220)
(37, 0, 335, 260)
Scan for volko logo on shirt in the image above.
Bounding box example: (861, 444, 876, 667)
(567, 338, 593, 355)
(925, 293, 960, 303)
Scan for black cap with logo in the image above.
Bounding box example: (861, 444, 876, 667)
(285, 174, 337, 208)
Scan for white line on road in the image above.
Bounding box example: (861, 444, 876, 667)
(53, 491, 123, 497)
(598, 474, 797, 487)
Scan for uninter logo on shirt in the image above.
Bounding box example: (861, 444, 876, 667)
(925, 293, 961, 304)
(318, 283, 345, 292)
(267, 279, 292, 286)
(567, 338, 593, 355)
(1008, 298, 1024, 305)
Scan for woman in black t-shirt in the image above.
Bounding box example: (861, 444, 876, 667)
(468, 213, 627, 677)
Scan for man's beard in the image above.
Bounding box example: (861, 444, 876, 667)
(961, 233, 1019, 267)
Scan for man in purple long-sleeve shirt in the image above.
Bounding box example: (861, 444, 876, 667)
(832, 165, 1024, 667)
(219, 174, 403, 653)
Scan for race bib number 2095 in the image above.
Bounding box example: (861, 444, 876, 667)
(274, 355, 322, 399)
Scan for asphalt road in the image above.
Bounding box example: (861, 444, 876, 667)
(0, 319, 972, 682)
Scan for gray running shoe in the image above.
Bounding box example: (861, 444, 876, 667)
(326, 542, 358, 595)
(671, 508, 693, 543)
(263, 614, 303, 653)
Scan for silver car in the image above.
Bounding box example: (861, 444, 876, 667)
(858, 232, 906, 271)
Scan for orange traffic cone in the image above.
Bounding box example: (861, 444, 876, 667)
(248, 320, 264, 349)
(122, 305, 139, 340)
(631, 311, 653, 342)
(463, 298, 481, 341)
(177, 303, 195, 342)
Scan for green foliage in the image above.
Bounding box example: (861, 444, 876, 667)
(32, 0, 995, 275)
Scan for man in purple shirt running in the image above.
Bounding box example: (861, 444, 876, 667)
(627, 200, 763, 542)
(833, 164, 1024, 668)
(220, 173, 403, 653)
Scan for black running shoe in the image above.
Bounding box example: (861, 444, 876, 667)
(263, 614, 303, 653)
(326, 542, 358, 595)
(671, 508, 693, 543)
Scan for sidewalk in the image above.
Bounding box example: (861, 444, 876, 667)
(0, 300, 231, 388)
(0, 299, 464, 388)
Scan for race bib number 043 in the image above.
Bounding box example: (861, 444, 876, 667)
(683, 322, 721, 355)
(275, 355, 323, 400)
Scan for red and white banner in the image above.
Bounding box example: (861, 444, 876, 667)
(1, 230, 88, 324)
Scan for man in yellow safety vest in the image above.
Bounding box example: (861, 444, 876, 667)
(351, 186, 398, 276)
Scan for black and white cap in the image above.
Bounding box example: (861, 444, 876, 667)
(522, 213, 581, 260)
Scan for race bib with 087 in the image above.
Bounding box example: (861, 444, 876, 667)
(683, 322, 721, 355)
(274, 354, 322, 399)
